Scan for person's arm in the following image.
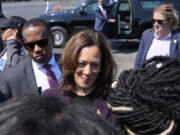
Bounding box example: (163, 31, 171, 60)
(0, 72, 11, 100)
(2, 27, 27, 68)
(174, 32, 180, 57)
(134, 35, 146, 69)
(103, 2, 117, 23)
(5, 39, 27, 68)
(108, 19, 116, 23)
(95, 9, 109, 23)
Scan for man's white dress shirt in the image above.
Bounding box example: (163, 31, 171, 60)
(32, 54, 61, 93)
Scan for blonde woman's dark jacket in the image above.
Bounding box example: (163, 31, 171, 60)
(134, 30, 180, 69)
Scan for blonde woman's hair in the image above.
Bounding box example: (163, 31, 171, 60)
(154, 4, 179, 29)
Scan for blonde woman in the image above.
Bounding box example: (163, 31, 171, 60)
(134, 4, 180, 69)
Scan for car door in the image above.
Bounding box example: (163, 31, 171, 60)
(106, 1, 119, 38)
(117, 0, 132, 36)
(107, 0, 133, 39)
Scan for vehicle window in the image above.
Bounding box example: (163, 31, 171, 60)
(118, 0, 130, 23)
(119, 2, 130, 12)
(84, 2, 98, 14)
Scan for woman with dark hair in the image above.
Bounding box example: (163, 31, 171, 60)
(61, 29, 116, 96)
(45, 29, 117, 123)
(0, 16, 28, 71)
(0, 96, 120, 135)
(108, 56, 180, 135)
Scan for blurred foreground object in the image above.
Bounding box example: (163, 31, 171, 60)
(108, 56, 180, 135)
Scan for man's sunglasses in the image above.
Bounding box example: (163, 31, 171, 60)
(24, 38, 48, 50)
(151, 19, 169, 25)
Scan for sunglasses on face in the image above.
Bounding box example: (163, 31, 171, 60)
(151, 19, 169, 25)
(24, 37, 48, 51)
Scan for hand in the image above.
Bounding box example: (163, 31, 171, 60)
(6, 33, 17, 40)
(2, 29, 18, 41)
(109, 19, 116, 23)
(114, 0, 118, 2)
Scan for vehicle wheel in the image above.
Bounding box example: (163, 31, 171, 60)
(51, 26, 68, 48)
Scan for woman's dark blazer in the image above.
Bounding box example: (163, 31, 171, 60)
(134, 30, 180, 69)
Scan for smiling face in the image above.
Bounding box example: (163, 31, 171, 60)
(22, 26, 53, 64)
(74, 45, 101, 95)
(153, 11, 172, 37)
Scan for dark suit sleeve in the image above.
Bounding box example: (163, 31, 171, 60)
(101, 2, 117, 20)
(95, 8, 109, 22)
(0, 72, 11, 99)
(134, 34, 146, 69)
(5, 39, 27, 68)
(175, 33, 180, 57)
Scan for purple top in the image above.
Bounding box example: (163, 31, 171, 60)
(44, 88, 115, 125)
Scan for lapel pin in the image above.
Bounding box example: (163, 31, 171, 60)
(97, 109, 101, 116)
(174, 39, 177, 44)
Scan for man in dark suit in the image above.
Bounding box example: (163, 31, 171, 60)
(94, 0, 117, 36)
(0, 18, 61, 99)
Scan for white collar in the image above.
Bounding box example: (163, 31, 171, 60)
(98, 4, 104, 10)
(32, 53, 56, 70)
(154, 31, 172, 39)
